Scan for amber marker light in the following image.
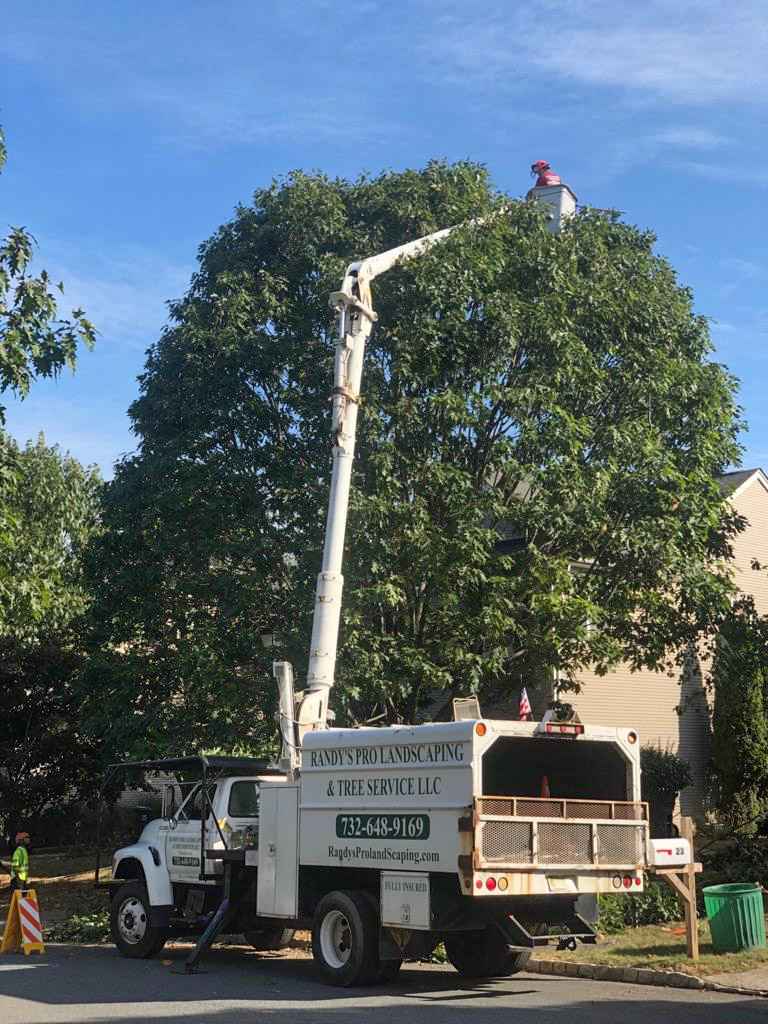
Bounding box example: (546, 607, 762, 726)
(475, 722, 487, 737)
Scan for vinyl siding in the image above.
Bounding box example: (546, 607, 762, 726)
(567, 472, 768, 818)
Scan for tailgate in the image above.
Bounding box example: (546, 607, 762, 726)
(474, 795, 648, 871)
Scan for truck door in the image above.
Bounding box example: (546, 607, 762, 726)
(166, 783, 217, 884)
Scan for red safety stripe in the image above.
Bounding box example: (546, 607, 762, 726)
(19, 903, 41, 931)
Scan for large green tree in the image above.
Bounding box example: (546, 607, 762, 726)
(0, 127, 99, 841)
(83, 161, 743, 753)
(0, 435, 102, 841)
(0, 127, 95, 421)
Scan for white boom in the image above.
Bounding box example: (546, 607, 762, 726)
(292, 224, 462, 737)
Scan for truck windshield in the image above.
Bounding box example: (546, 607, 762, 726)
(228, 781, 260, 817)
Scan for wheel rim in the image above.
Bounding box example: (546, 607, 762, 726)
(319, 909, 353, 969)
(117, 896, 148, 944)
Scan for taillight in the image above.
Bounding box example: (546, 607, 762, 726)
(486, 877, 497, 891)
(622, 876, 632, 889)
(475, 878, 483, 889)
(544, 723, 584, 737)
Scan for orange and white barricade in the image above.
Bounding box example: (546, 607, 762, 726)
(1, 889, 45, 955)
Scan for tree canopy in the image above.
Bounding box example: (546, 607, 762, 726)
(0, 127, 95, 422)
(83, 161, 743, 754)
(0, 434, 102, 841)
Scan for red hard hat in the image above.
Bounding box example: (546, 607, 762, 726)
(15, 831, 30, 842)
(531, 159, 551, 171)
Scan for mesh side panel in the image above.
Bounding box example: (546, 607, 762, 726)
(597, 825, 643, 865)
(480, 799, 514, 816)
(567, 801, 612, 819)
(516, 799, 564, 818)
(613, 804, 645, 821)
(538, 822, 592, 864)
(481, 820, 533, 863)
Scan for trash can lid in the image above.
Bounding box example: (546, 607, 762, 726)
(702, 883, 761, 896)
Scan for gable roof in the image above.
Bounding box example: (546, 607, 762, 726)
(718, 468, 768, 500)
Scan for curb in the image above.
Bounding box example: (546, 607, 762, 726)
(527, 958, 768, 998)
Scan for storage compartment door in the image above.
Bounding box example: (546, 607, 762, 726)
(257, 785, 298, 918)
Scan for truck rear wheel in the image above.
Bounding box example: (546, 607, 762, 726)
(110, 881, 167, 959)
(244, 926, 295, 951)
(445, 926, 530, 978)
(312, 890, 380, 987)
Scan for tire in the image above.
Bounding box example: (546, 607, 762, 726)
(445, 925, 529, 979)
(110, 881, 167, 959)
(312, 890, 380, 987)
(244, 926, 295, 951)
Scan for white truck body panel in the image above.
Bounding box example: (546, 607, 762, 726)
(300, 721, 474, 874)
(257, 783, 299, 918)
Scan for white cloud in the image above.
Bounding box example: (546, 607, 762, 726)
(720, 258, 766, 281)
(425, 1, 768, 107)
(0, 17, 396, 151)
(29, 243, 192, 351)
(649, 128, 728, 149)
(671, 160, 768, 187)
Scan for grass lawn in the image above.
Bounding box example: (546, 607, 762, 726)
(534, 918, 768, 977)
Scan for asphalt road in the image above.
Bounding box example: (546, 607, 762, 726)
(0, 945, 765, 1024)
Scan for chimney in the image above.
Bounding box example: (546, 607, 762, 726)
(527, 160, 577, 233)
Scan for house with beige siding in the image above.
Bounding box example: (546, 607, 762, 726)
(566, 468, 768, 816)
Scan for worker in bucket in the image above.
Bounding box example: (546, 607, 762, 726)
(1, 832, 31, 893)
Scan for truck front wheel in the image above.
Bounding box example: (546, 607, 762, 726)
(110, 881, 167, 959)
(312, 890, 380, 987)
(445, 926, 530, 978)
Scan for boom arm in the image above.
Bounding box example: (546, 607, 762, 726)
(293, 223, 462, 737)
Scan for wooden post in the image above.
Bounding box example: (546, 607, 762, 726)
(680, 816, 700, 961)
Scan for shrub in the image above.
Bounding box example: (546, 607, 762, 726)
(640, 746, 692, 838)
(710, 602, 768, 833)
(598, 879, 682, 933)
(47, 910, 110, 944)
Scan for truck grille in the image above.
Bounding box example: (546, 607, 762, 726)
(476, 796, 647, 869)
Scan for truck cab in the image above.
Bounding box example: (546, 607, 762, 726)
(100, 755, 286, 958)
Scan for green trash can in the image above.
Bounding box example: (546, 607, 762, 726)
(703, 883, 767, 953)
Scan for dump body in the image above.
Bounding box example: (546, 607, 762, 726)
(299, 718, 647, 900)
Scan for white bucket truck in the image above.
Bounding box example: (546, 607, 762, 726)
(103, 173, 686, 985)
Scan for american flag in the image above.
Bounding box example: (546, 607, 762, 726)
(519, 687, 532, 720)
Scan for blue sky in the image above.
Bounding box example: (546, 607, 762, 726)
(1, 0, 765, 476)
